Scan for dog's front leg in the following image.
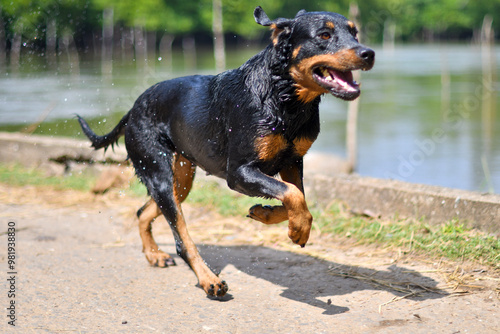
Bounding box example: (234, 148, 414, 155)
(228, 163, 312, 247)
(248, 160, 305, 223)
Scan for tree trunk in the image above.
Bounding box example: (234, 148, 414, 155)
(383, 19, 395, 52)
(120, 27, 134, 60)
(102, 7, 114, 76)
(134, 24, 147, 68)
(182, 36, 196, 70)
(346, 2, 361, 173)
(147, 31, 156, 64)
(159, 34, 174, 71)
(61, 30, 80, 76)
(10, 25, 23, 72)
(481, 15, 496, 154)
(212, 0, 225, 72)
(0, 9, 6, 68)
(46, 18, 57, 64)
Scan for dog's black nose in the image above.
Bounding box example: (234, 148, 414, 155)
(357, 47, 375, 63)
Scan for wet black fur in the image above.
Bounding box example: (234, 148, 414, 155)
(77, 7, 374, 261)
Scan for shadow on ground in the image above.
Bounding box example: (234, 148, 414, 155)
(191, 244, 448, 315)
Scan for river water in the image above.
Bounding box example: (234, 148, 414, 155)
(0, 44, 499, 193)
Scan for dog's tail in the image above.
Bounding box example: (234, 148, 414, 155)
(76, 113, 129, 151)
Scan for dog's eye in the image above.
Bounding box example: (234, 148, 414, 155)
(350, 28, 359, 39)
(320, 32, 331, 40)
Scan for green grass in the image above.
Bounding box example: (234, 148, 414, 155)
(1, 162, 499, 267)
(310, 202, 500, 267)
(0, 163, 97, 191)
(187, 180, 279, 216)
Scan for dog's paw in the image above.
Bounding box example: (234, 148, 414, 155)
(144, 250, 176, 267)
(203, 279, 228, 298)
(288, 212, 312, 247)
(247, 204, 272, 222)
(247, 204, 287, 225)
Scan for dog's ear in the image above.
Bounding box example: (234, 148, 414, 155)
(254, 6, 273, 26)
(295, 9, 307, 17)
(254, 6, 293, 30)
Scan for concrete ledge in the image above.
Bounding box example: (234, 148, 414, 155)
(306, 173, 499, 235)
(1, 132, 498, 235)
(0, 132, 127, 174)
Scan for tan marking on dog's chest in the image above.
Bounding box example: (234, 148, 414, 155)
(255, 134, 288, 161)
(293, 137, 313, 156)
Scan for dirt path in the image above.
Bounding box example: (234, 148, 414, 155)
(1, 184, 499, 333)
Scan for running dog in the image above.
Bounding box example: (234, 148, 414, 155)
(78, 6, 374, 298)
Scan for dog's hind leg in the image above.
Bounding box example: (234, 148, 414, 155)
(137, 153, 196, 267)
(137, 199, 176, 267)
(131, 142, 227, 297)
(169, 153, 228, 297)
(247, 161, 304, 225)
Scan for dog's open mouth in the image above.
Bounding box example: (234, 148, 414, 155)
(313, 66, 360, 101)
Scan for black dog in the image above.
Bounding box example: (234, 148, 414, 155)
(78, 7, 374, 298)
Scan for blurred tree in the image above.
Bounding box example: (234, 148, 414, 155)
(1, 0, 499, 65)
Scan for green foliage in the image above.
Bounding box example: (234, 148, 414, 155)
(1, 0, 499, 50)
(92, 0, 200, 32)
(1, 0, 95, 38)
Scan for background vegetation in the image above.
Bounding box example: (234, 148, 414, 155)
(0, 0, 499, 60)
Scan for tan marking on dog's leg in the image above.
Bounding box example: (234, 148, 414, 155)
(138, 154, 195, 268)
(247, 164, 307, 228)
(173, 210, 228, 296)
(173, 153, 196, 203)
(277, 181, 312, 247)
(138, 199, 175, 267)
(171, 153, 227, 297)
(248, 204, 288, 225)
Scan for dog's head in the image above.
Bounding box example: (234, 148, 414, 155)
(255, 6, 375, 103)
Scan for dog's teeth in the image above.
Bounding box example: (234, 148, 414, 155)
(321, 68, 334, 81)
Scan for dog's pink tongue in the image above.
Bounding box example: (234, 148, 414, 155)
(329, 69, 359, 92)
